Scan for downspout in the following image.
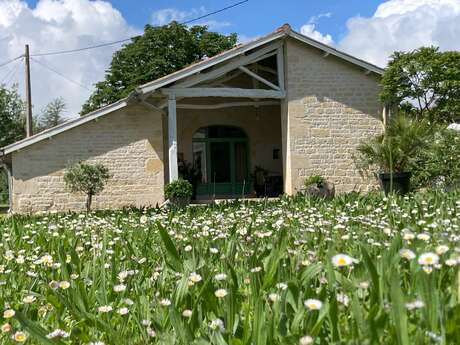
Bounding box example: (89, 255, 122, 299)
(0, 158, 13, 213)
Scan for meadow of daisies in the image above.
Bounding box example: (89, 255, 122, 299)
(0, 191, 459, 345)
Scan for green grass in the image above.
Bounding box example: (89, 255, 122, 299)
(0, 190, 459, 344)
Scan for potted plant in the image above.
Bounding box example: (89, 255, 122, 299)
(355, 115, 429, 194)
(164, 178, 193, 208)
(301, 175, 335, 198)
(251, 166, 268, 197)
(178, 159, 201, 199)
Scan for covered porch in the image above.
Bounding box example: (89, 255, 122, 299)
(178, 104, 283, 200)
(137, 38, 288, 200)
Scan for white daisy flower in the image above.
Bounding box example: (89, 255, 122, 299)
(299, 335, 314, 345)
(214, 289, 228, 298)
(98, 305, 113, 313)
(418, 252, 439, 266)
(399, 249, 416, 260)
(435, 245, 449, 255)
(332, 254, 356, 267)
(304, 299, 323, 311)
(189, 272, 202, 283)
(159, 298, 171, 306)
(182, 309, 193, 318)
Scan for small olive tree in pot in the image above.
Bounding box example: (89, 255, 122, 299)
(64, 162, 110, 212)
(355, 115, 429, 194)
(165, 178, 193, 208)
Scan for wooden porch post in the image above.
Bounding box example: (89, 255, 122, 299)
(168, 94, 179, 182)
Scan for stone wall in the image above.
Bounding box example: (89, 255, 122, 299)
(285, 38, 384, 193)
(11, 104, 164, 213)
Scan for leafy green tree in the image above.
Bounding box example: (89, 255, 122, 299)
(0, 170, 8, 206)
(381, 47, 460, 123)
(81, 22, 237, 114)
(0, 85, 25, 207)
(410, 125, 460, 189)
(36, 97, 66, 132)
(64, 162, 110, 212)
(0, 85, 25, 148)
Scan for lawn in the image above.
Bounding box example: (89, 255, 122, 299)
(0, 191, 459, 344)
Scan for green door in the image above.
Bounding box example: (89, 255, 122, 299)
(193, 126, 250, 198)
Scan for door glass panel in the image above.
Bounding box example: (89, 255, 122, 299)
(210, 142, 231, 183)
(193, 142, 207, 183)
(234, 142, 248, 183)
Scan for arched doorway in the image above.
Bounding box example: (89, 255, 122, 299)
(192, 125, 250, 198)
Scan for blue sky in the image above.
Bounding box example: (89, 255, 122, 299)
(3, 0, 459, 116)
(26, 0, 383, 42)
(113, 0, 383, 41)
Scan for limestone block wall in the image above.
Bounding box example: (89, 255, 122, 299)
(285, 38, 384, 194)
(11, 104, 164, 213)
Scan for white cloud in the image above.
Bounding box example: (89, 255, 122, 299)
(300, 23, 334, 45)
(0, 0, 139, 118)
(151, 8, 193, 26)
(299, 1, 460, 67)
(308, 12, 332, 24)
(338, 0, 460, 67)
(300, 12, 334, 45)
(151, 7, 231, 30)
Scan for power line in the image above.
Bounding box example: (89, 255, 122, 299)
(30, 57, 91, 91)
(30, 0, 249, 57)
(1, 57, 22, 86)
(31, 37, 134, 57)
(181, 0, 249, 25)
(0, 66, 14, 84)
(0, 55, 23, 69)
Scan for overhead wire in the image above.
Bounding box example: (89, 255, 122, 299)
(30, 57, 91, 91)
(2, 1, 249, 106)
(1, 57, 22, 87)
(181, 0, 248, 25)
(0, 55, 23, 69)
(30, 0, 249, 57)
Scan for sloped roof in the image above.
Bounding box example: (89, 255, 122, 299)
(0, 24, 384, 157)
(136, 23, 383, 95)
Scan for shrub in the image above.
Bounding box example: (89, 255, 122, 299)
(410, 126, 460, 189)
(304, 175, 325, 188)
(164, 178, 193, 200)
(355, 115, 429, 174)
(0, 169, 8, 206)
(64, 162, 110, 212)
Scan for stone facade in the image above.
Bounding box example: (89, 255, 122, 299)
(11, 105, 164, 213)
(5, 34, 385, 213)
(284, 38, 383, 193)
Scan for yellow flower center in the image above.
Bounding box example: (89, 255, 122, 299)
(338, 257, 347, 266)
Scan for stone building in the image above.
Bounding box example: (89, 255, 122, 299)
(0, 24, 385, 213)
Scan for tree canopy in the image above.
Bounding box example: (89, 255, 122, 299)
(380, 47, 460, 123)
(0, 85, 25, 148)
(36, 97, 66, 132)
(81, 22, 237, 115)
(64, 162, 110, 212)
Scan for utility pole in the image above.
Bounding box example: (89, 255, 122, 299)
(24, 44, 33, 137)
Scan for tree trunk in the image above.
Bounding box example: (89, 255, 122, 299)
(86, 193, 93, 212)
